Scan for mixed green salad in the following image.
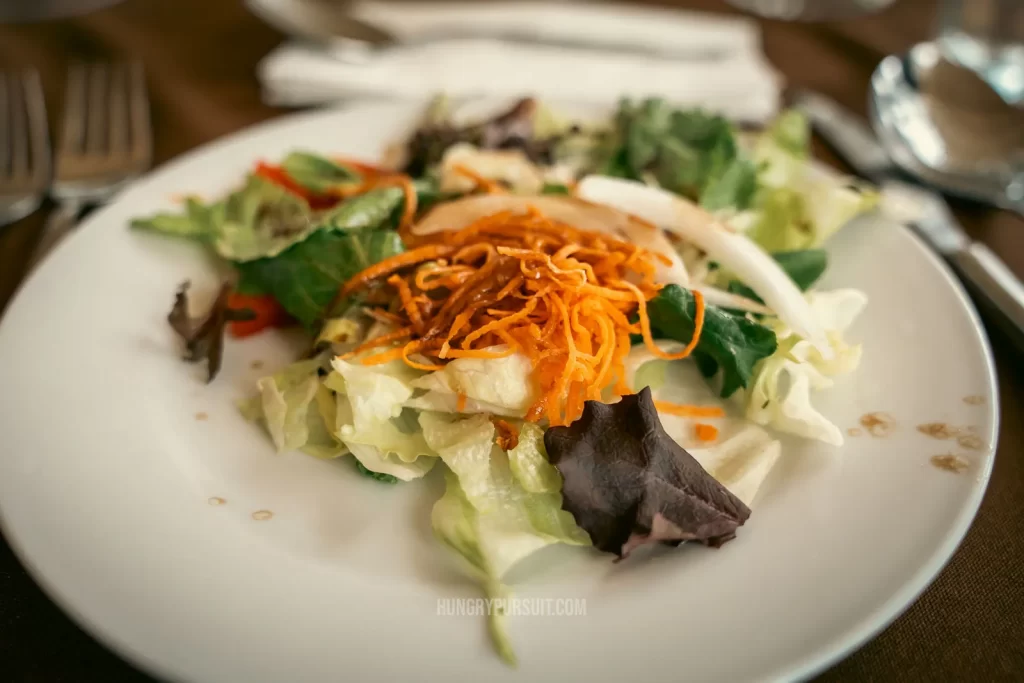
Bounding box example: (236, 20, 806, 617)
(133, 97, 876, 664)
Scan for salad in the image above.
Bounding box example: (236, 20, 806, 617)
(134, 97, 876, 664)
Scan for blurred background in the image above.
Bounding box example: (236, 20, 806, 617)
(0, 0, 1022, 680)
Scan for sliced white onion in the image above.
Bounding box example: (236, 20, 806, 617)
(576, 175, 832, 358)
(694, 285, 771, 315)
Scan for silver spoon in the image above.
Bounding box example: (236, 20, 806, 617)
(869, 41, 1024, 217)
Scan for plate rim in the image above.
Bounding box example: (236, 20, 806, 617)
(786, 218, 1000, 679)
(0, 100, 1001, 683)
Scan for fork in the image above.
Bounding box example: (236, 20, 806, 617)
(28, 62, 151, 269)
(0, 70, 50, 228)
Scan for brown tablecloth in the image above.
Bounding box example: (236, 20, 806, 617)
(1, 0, 1022, 680)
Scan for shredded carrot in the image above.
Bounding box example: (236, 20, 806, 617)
(442, 346, 517, 360)
(453, 164, 506, 194)
(363, 307, 407, 327)
(387, 275, 424, 333)
(254, 162, 339, 210)
(336, 244, 454, 300)
(338, 205, 710, 426)
(695, 423, 720, 442)
(631, 284, 706, 361)
(340, 326, 413, 359)
(400, 341, 445, 371)
(654, 401, 726, 419)
(393, 175, 418, 232)
(359, 346, 406, 366)
(492, 418, 520, 450)
(456, 393, 468, 412)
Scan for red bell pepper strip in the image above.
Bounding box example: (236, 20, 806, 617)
(227, 292, 291, 338)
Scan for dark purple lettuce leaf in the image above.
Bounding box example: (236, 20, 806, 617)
(168, 281, 253, 382)
(402, 97, 560, 176)
(544, 387, 750, 559)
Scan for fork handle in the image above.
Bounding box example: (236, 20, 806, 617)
(28, 199, 84, 272)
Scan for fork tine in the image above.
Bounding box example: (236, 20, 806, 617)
(128, 62, 151, 166)
(107, 63, 128, 158)
(0, 75, 9, 174)
(61, 64, 86, 155)
(9, 73, 28, 177)
(22, 70, 50, 187)
(85, 63, 107, 155)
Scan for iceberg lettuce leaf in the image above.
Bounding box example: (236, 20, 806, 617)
(409, 353, 536, 416)
(742, 289, 866, 445)
(739, 110, 877, 251)
(253, 358, 324, 452)
(507, 423, 563, 494)
(425, 412, 589, 665)
(327, 357, 437, 481)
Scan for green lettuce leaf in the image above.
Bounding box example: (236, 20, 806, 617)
(133, 169, 411, 268)
(772, 249, 828, 291)
(212, 176, 315, 261)
(280, 151, 359, 193)
(318, 187, 405, 232)
(595, 98, 758, 212)
(300, 385, 348, 459)
(425, 413, 589, 666)
(229, 185, 409, 326)
(741, 111, 877, 251)
(541, 182, 572, 195)
(130, 196, 212, 239)
(764, 109, 810, 158)
(251, 358, 325, 452)
(131, 176, 315, 260)
(332, 358, 417, 432)
(506, 423, 563, 494)
(625, 98, 672, 172)
(420, 412, 590, 556)
(431, 471, 520, 665)
(411, 176, 458, 214)
(727, 248, 828, 303)
(354, 460, 399, 483)
(132, 211, 198, 237)
(235, 229, 405, 327)
(646, 285, 778, 398)
(242, 359, 345, 459)
(699, 158, 758, 212)
(131, 196, 229, 240)
(407, 353, 536, 417)
(419, 412, 500, 505)
(743, 288, 866, 445)
(329, 358, 436, 481)
(346, 438, 438, 481)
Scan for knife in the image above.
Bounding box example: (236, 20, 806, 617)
(792, 89, 1024, 350)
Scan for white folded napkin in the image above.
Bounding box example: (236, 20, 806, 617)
(254, 1, 784, 122)
(347, 0, 764, 54)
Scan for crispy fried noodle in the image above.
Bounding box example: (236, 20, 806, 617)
(338, 202, 712, 426)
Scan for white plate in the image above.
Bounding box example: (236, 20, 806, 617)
(0, 101, 998, 683)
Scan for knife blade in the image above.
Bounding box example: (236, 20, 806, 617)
(792, 89, 1024, 350)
